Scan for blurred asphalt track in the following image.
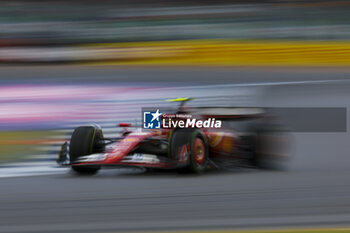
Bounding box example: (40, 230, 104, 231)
(0, 66, 350, 233)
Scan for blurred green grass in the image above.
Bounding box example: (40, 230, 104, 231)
(0, 131, 62, 162)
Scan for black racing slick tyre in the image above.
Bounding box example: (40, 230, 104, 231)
(69, 126, 104, 175)
(251, 124, 291, 170)
(170, 129, 209, 174)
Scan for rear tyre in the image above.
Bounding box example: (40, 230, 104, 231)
(69, 126, 104, 175)
(251, 124, 291, 170)
(170, 129, 208, 174)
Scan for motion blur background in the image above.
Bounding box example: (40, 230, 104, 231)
(1, 1, 350, 233)
(1, 0, 350, 64)
(1, 0, 350, 161)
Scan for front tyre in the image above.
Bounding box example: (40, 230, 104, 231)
(69, 126, 104, 175)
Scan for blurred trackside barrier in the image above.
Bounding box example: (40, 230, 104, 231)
(2, 40, 350, 66)
(84, 40, 350, 66)
(1, 39, 350, 66)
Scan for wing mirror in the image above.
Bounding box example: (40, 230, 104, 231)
(118, 123, 131, 127)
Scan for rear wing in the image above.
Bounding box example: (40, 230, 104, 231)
(192, 107, 265, 119)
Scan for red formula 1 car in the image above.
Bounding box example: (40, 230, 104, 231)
(57, 98, 290, 175)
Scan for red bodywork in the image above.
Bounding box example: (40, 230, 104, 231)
(68, 107, 268, 169)
(72, 127, 238, 169)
